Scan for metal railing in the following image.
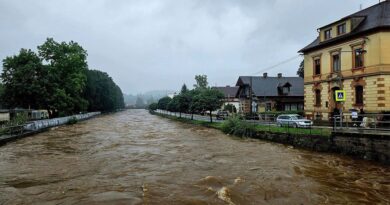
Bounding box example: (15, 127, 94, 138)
(154, 110, 331, 136)
(333, 113, 390, 135)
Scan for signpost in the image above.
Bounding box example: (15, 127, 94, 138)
(335, 90, 346, 102)
(335, 90, 346, 127)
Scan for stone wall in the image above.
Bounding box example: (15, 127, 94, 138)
(253, 131, 390, 164)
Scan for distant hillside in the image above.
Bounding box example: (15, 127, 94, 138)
(124, 90, 175, 106)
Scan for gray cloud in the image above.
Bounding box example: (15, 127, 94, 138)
(0, 0, 378, 93)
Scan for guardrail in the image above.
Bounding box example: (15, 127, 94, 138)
(333, 113, 390, 135)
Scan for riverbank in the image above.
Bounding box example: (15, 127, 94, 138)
(0, 112, 101, 146)
(151, 110, 390, 165)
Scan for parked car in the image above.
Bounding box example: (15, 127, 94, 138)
(216, 110, 229, 120)
(276, 114, 313, 128)
(244, 113, 259, 120)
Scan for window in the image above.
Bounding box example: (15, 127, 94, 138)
(355, 86, 363, 105)
(354, 48, 364, 68)
(314, 58, 321, 75)
(324, 29, 332, 40)
(315, 89, 321, 106)
(337, 23, 346, 35)
(282, 86, 290, 94)
(332, 53, 341, 72)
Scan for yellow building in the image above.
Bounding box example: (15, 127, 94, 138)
(299, 1, 390, 121)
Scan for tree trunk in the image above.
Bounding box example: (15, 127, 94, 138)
(179, 112, 181, 118)
(209, 110, 213, 123)
(191, 112, 194, 120)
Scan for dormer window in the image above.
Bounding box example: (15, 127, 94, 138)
(283, 87, 290, 94)
(324, 29, 332, 40)
(337, 23, 346, 35)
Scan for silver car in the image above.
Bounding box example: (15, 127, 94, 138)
(276, 114, 313, 128)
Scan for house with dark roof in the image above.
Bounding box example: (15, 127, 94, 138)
(212, 86, 240, 112)
(235, 73, 304, 114)
(299, 1, 390, 120)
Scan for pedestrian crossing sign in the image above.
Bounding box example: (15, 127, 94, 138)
(335, 90, 346, 102)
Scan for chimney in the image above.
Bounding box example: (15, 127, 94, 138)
(263, 73, 268, 78)
(278, 73, 282, 78)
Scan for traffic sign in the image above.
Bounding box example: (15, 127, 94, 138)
(335, 90, 346, 102)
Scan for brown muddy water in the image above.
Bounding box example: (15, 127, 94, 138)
(0, 110, 389, 205)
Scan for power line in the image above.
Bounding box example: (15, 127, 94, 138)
(250, 54, 302, 76)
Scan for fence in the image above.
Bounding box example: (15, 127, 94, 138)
(154, 109, 331, 136)
(333, 113, 390, 135)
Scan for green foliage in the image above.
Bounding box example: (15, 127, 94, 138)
(157, 96, 172, 110)
(194, 75, 208, 89)
(193, 88, 224, 122)
(180, 84, 188, 94)
(148, 103, 158, 111)
(167, 96, 179, 112)
(221, 115, 257, 137)
(67, 117, 78, 125)
(0, 38, 124, 117)
(223, 104, 237, 113)
(297, 60, 304, 78)
(84, 70, 124, 112)
(1, 49, 47, 109)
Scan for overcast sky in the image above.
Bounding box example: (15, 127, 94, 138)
(0, 0, 379, 94)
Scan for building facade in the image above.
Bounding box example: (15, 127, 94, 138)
(212, 86, 240, 112)
(300, 1, 390, 120)
(236, 73, 304, 114)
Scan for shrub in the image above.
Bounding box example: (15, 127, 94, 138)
(221, 115, 257, 137)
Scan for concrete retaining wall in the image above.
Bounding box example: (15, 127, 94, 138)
(24, 112, 100, 131)
(0, 112, 100, 145)
(253, 131, 390, 164)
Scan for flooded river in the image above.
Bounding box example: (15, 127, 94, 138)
(0, 110, 389, 204)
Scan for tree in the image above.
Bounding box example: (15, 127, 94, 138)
(157, 96, 172, 110)
(38, 38, 89, 117)
(194, 75, 208, 89)
(193, 88, 224, 122)
(84, 70, 124, 112)
(188, 89, 201, 120)
(1, 49, 48, 110)
(180, 84, 188, 94)
(297, 60, 304, 78)
(167, 96, 179, 113)
(148, 103, 158, 111)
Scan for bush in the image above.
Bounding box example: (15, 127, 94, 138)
(67, 117, 78, 125)
(221, 115, 257, 137)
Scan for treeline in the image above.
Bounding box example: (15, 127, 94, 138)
(0, 38, 124, 117)
(149, 75, 224, 122)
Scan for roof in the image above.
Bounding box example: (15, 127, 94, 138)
(300, 1, 390, 53)
(212, 86, 239, 98)
(236, 76, 303, 97)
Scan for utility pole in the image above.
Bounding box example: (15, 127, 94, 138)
(249, 76, 253, 116)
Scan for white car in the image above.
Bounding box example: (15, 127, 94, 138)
(276, 114, 313, 128)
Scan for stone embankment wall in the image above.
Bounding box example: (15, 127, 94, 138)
(24, 112, 101, 131)
(253, 131, 390, 165)
(0, 112, 101, 145)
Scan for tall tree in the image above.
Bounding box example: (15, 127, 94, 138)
(38, 38, 89, 117)
(1, 49, 48, 109)
(84, 70, 124, 112)
(193, 88, 224, 122)
(157, 96, 172, 110)
(297, 60, 304, 78)
(194, 75, 208, 89)
(180, 84, 188, 94)
(135, 95, 145, 108)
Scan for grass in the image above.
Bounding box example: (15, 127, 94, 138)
(152, 111, 331, 137)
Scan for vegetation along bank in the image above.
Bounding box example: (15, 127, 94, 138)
(151, 110, 390, 165)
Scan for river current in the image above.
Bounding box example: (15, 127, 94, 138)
(0, 110, 389, 204)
